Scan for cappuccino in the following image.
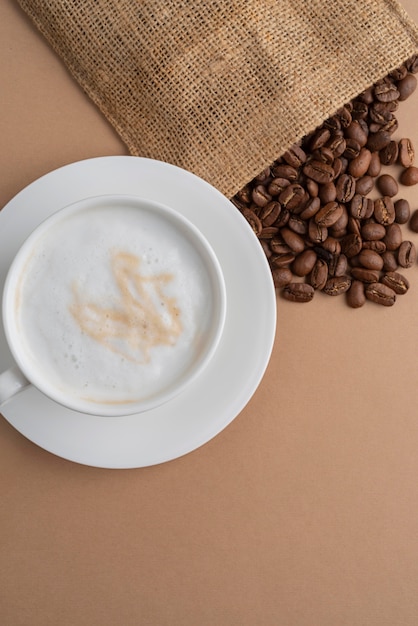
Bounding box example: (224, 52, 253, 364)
(5, 195, 225, 415)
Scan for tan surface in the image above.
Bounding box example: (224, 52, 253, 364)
(1, 1, 418, 625)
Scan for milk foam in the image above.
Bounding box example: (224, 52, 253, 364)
(14, 200, 215, 407)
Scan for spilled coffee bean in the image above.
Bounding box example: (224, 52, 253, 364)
(232, 55, 418, 308)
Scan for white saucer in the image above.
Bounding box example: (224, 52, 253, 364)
(0, 157, 276, 468)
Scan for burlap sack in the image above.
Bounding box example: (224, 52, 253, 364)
(16, 0, 418, 197)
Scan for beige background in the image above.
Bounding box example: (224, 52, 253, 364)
(1, 1, 418, 624)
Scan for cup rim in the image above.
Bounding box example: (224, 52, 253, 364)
(2, 193, 227, 416)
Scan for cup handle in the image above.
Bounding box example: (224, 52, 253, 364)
(0, 365, 30, 407)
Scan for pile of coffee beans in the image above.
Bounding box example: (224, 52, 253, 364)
(232, 55, 418, 307)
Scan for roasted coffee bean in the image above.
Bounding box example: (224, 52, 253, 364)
(330, 205, 349, 233)
(326, 134, 346, 157)
(303, 160, 335, 184)
(323, 275, 351, 296)
(381, 271, 409, 294)
(355, 175, 374, 196)
(381, 250, 399, 272)
(279, 183, 305, 210)
(300, 196, 321, 220)
(374, 81, 400, 102)
(335, 173, 356, 202)
(309, 128, 331, 150)
(318, 182, 337, 203)
(268, 177, 290, 196)
(280, 227, 305, 254)
(409, 208, 418, 232)
(374, 197, 395, 225)
(292, 249, 317, 277)
(272, 267, 292, 288)
(376, 174, 398, 197)
(275, 209, 290, 228)
(270, 237, 291, 255)
(306, 178, 319, 197)
(251, 185, 272, 207)
(362, 240, 386, 253)
(350, 194, 369, 219)
(270, 252, 296, 268)
(358, 249, 384, 271)
(344, 138, 361, 159)
(242, 208, 262, 236)
(397, 73, 417, 100)
(366, 130, 391, 152)
(398, 138, 415, 167)
(254, 168, 271, 183)
(259, 227, 279, 239)
(332, 158, 343, 178)
(365, 282, 396, 306)
(309, 259, 328, 289)
(341, 233, 362, 257)
(406, 55, 418, 74)
(321, 237, 341, 255)
(283, 144, 307, 168)
(288, 215, 308, 235)
(361, 222, 386, 241)
(348, 147, 372, 177)
(383, 223, 402, 250)
(259, 201, 281, 226)
(313, 146, 335, 165)
(351, 100, 369, 119)
(346, 280, 366, 308)
(348, 216, 361, 236)
(398, 240, 417, 268)
(282, 282, 314, 302)
(345, 120, 368, 146)
(271, 164, 299, 180)
(308, 218, 328, 243)
(379, 140, 399, 165)
(314, 202, 344, 227)
(351, 268, 380, 283)
(394, 198, 410, 224)
(367, 152, 382, 177)
(329, 253, 348, 277)
(399, 166, 418, 186)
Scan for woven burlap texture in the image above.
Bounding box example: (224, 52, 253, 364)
(17, 0, 418, 197)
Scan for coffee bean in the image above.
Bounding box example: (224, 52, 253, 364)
(288, 215, 308, 235)
(350, 194, 369, 219)
(381, 251, 398, 272)
(398, 138, 415, 167)
(341, 233, 362, 257)
(361, 222, 386, 241)
(259, 227, 279, 239)
(300, 197, 321, 220)
(314, 202, 344, 227)
(397, 73, 417, 100)
(252, 185, 272, 207)
(400, 166, 418, 186)
(345, 120, 368, 146)
(272, 267, 292, 288)
(268, 177, 290, 196)
(383, 223, 402, 251)
(347, 280, 366, 308)
(323, 275, 352, 296)
(280, 227, 305, 254)
(394, 198, 410, 224)
(282, 282, 314, 302)
(381, 271, 409, 295)
(271, 164, 298, 180)
(355, 175, 374, 196)
(279, 183, 305, 210)
(309, 128, 331, 150)
(242, 208, 262, 236)
(374, 81, 400, 102)
(329, 253, 348, 277)
(358, 249, 384, 271)
(350, 268, 380, 283)
(259, 201, 281, 226)
(292, 249, 317, 277)
(318, 182, 337, 204)
(303, 160, 335, 184)
(365, 282, 396, 306)
(362, 240, 386, 253)
(283, 144, 307, 168)
(271, 252, 296, 268)
(409, 209, 418, 232)
(398, 240, 417, 268)
(309, 259, 328, 289)
(335, 173, 356, 202)
(376, 174, 398, 197)
(379, 140, 399, 165)
(308, 218, 328, 243)
(367, 152, 382, 177)
(348, 147, 372, 177)
(374, 197, 395, 225)
(366, 130, 391, 152)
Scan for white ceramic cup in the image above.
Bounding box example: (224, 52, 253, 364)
(0, 194, 226, 416)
